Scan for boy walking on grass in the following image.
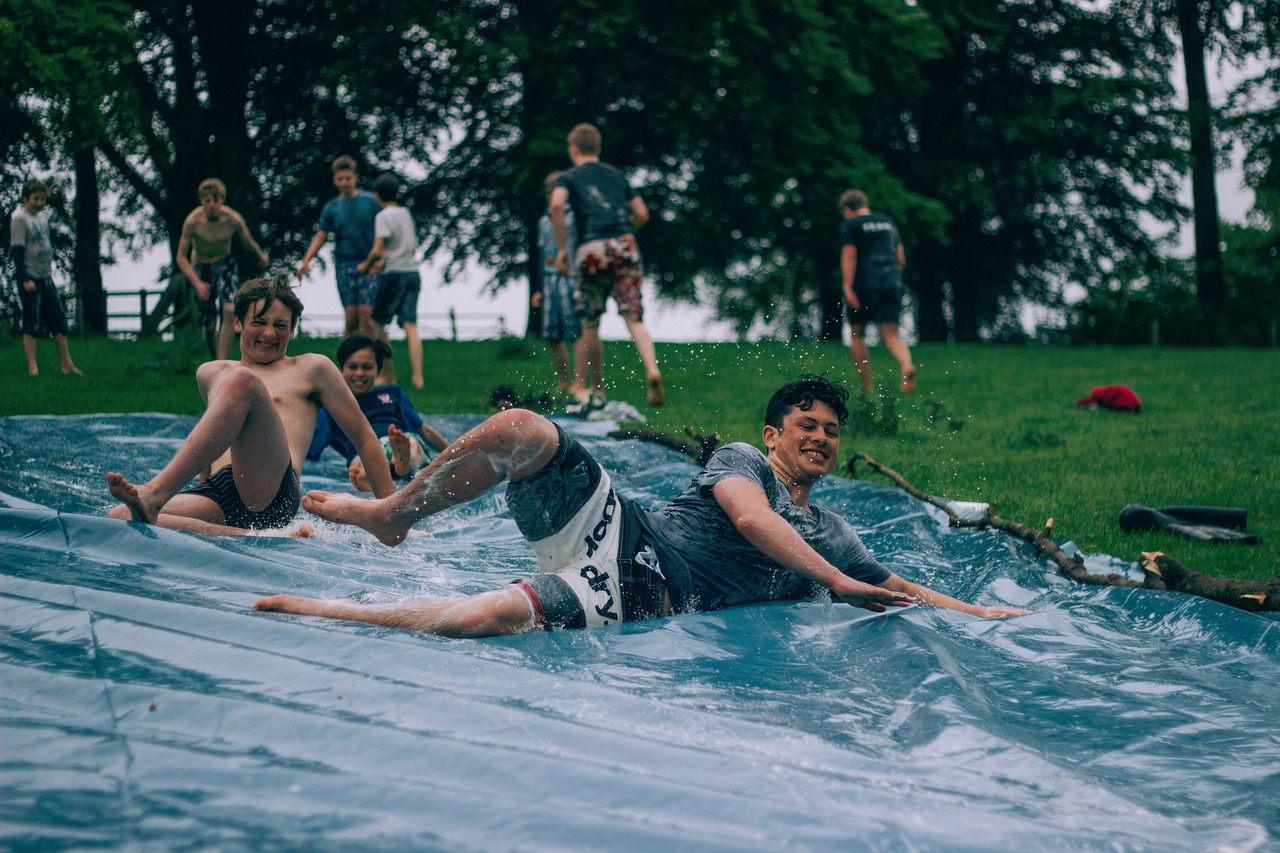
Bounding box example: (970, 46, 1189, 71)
(175, 177, 270, 360)
(550, 123, 665, 409)
(358, 172, 425, 389)
(533, 170, 583, 396)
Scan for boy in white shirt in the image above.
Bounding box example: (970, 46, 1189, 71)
(358, 173, 424, 389)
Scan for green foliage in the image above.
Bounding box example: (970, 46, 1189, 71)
(4, 339, 1277, 584)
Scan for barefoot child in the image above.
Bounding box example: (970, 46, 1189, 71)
(10, 178, 82, 377)
(307, 335, 448, 492)
(106, 277, 394, 535)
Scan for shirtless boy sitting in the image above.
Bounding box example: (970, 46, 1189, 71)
(106, 277, 395, 535)
(176, 178, 270, 360)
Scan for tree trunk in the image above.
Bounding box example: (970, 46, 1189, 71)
(72, 143, 106, 336)
(1176, 0, 1226, 336)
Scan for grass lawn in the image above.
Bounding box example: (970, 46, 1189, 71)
(4, 331, 1277, 583)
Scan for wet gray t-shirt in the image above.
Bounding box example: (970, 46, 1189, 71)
(640, 442, 890, 613)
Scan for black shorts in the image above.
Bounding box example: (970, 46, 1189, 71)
(181, 464, 301, 530)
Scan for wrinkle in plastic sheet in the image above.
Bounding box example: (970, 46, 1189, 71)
(1, 414, 1277, 852)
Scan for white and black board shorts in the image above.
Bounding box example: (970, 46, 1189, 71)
(506, 427, 669, 630)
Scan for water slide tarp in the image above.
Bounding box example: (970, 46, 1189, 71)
(1, 414, 1277, 852)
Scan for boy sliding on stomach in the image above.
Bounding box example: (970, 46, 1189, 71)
(106, 277, 394, 535)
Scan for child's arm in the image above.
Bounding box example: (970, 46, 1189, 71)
(357, 236, 387, 275)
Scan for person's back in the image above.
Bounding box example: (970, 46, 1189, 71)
(376, 204, 418, 273)
(556, 160, 634, 244)
(840, 211, 902, 287)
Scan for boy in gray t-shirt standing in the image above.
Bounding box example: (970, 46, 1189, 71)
(9, 178, 81, 377)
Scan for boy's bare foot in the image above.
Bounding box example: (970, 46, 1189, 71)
(301, 490, 412, 546)
(28, 367, 38, 376)
(106, 472, 159, 524)
(411, 374, 424, 390)
(900, 368, 917, 394)
(647, 375, 665, 406)
(62, 365, 84, 376)
(347, 464, 373, 493)
(388, 424, 413, 478)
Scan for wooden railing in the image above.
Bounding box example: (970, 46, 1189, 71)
(105, 287, 507, 341)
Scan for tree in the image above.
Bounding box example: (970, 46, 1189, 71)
(868, 0, 1185, 342)
(450, 0, 948, 341)
(0, 0, 134, 335)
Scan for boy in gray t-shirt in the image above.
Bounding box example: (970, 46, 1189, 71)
(256, 375, 1028, 636)
(359, 173, 425, 389)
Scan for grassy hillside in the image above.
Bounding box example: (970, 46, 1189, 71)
(5, 332, 1277, 582)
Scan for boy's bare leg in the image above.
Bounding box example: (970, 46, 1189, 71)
(847, 325, 874, 392)
(343, 304, 359, 337)
(548, 340, 572, 391)
(105, 366, 292, 524)
(23, 335, 38, 375)
(55, 335, 83, 375)
(303, 408, 558, 546)
(253, 584, 537, 638)
(570, 326, 606, 400)
(622, 314, 663, 405)
(880, 322, 916, 393)
(403, 322, 424, 389)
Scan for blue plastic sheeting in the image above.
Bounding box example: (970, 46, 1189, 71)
(1, 413, 1277, 852)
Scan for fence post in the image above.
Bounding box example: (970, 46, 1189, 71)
(449, 307, 458, 341)
(140, 289, 148, 328)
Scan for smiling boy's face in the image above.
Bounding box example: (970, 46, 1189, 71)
(24, 191, 47, 214)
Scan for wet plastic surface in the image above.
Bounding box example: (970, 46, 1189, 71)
(2, 414, 1277, 852)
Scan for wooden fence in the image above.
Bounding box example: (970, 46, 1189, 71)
(105, 287, 507, 341)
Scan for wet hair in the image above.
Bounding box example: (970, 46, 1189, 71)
(336, 334, 392, 371)
(332, 155, 358, 174)
(373, 172, 400, 202)
(839, 189, 868, 212)
(233, 276, 304, 328)
(198, 178, 226, 201)
(568, 123, 602, 156)
(22, 179, 49, 200)
(765, 374, 851, 429)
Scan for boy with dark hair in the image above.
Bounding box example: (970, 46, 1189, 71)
(255, 374, 1027, 634)
(308, 334, 448, 491)
(10, 178, 81, 376)
(550, 123, 665, 410)
(106, 277, 395, 535)
(176, 177, 270, 359)
(358, 172, 424, 388)
(298, 156, 382, 338)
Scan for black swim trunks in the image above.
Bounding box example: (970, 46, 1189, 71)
(181, 464, 301, 530)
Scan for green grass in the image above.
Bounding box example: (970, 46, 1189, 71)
(5, 332, 1278, 582)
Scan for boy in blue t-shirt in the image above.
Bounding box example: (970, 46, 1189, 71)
(308, 335, 448, 491)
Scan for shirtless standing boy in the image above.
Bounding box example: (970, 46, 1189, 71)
(176, 178, 270, 359)
(106, 277, 394, 535)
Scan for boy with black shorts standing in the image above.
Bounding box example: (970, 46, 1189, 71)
(9, 179, 81, 377)
(839, 189, 915, 393)
(359, 173, 424, 388)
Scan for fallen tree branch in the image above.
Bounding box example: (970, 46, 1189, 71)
(608, 426, 721, 467)
(849, 452, 1278, 611)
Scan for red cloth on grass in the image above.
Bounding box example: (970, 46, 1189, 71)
(1076, 385, 1141, 413)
